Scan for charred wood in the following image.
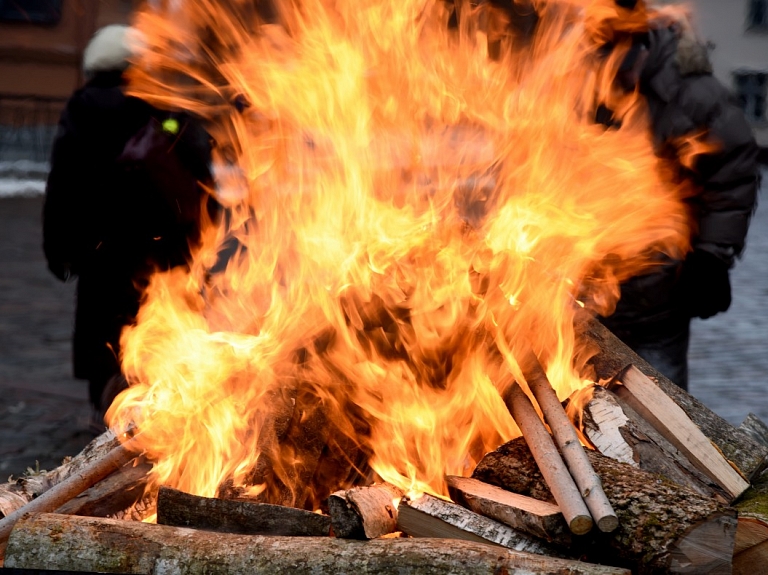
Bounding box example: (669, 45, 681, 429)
(328, 483, 403, 539)
(578, 315, 768, 481)
(4, 512, 631, 575)
(473, 437, 737, 574)
(157, 486, 331, 536)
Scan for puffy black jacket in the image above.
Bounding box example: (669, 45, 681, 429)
(605, 24, 759, 327)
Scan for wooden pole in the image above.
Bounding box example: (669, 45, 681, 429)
(518, 347, 618, 533)
(502, 382, 593, 535)
(0, 436, 141, 558)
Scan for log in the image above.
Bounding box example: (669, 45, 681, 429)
(55, 461, 152, 518)
(328, 483, 403, 539)
(739, 413, 768, 449)
(397, 493, 563, 556)
(446, 475, 569, 544)
(519, 348, 617, 532)
(581, 384, 729, 502)
(503, 381, 593, 535)
(157, 486, 331, 536)
(4, 512, 632, 575)
(0, 435, 141, 558)
(0, 431, 119, 518)
(734, 467, 768, 574)
(609, 365, 749, 501)
(578, 315, 768, 481)
(473, 437, 737, 574)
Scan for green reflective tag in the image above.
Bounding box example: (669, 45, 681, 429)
(162, 117, 180, 135)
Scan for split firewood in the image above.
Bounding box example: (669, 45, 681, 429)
(4, 512, 632, 575)
(609, 365, 749, 501)
(0, 430, 120, 518)
(0, 434, 141, 558)
(473, 437, 737, 574)
(739, 413, 768, 449)
(446, 475, 569, 544)
(580, 384, 729, 502)
(55, 461, 152, 518)
(327, 483, 403, 539)
(502, 381, 593, 535)
(397, 493, 566, 557)
(157, 486, 331, 536)
(518, 347, 618, 533)
(578, 315, 768, 481)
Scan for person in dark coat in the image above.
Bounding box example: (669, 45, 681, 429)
(43, 25, 215, 424)
(588, 0, 760, 391)
(488, 0, 760, 391)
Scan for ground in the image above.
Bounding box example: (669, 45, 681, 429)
(1, 184, 766, 481)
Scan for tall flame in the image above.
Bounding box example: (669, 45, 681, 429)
(108, 0, 691, 506)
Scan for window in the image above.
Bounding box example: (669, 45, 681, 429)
(0, 0, 63, 25)
(748, 0, 768, 30)
(734, 72, 768, 124)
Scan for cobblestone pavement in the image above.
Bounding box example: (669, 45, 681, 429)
(1, 181, 767, 480)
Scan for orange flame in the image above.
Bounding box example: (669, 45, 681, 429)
(107, 0, 692, 506)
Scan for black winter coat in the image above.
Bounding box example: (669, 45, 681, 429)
(604, 25, 760, 330)
(43, 71, 213, 384)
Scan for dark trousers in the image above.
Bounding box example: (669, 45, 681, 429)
(601, 314, 691, 392)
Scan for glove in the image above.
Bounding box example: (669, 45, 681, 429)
(677, 250, 731, 319)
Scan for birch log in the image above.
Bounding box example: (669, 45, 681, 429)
(4, 513, 632, 575)
(577, 315, 768, 481)
(473, 437, 737, 574)
(581, 384, 729, 502)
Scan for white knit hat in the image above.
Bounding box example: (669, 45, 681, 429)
(82, 24, 136, 76)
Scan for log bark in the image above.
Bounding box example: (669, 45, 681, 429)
(581, 384, 729, 502)
(157, 486, 331, 536)
(4, 512, 631, 575)
(328, 483, 403, 539)
(397, 493, 565, 557)
(473, 437, 737, 574)
(446, 475, 569, 544)
(609, 365, 749, 501)
(519, 348, 617, 532)
(0, 431, 119, 518)
(55, 461, 151, 518)
(739, 413, 768, 449)
(578, 315, 768, 481)
(0, 435, 140, 558)
(503, 382, 593, 535)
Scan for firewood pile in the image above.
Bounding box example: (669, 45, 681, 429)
(1, 318, 768, 574)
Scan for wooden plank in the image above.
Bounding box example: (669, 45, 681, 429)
(446, 475, 568, 543)
(4, 513, 632, 575)
(610, 365, 750, 501)
(578, 315, 768, 481)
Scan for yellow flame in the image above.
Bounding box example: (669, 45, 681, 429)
(107, 0, 693, 506)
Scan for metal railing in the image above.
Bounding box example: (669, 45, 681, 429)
(0, 94, 67, 164)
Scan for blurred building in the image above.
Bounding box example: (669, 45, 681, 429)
(661, 0, 768, 148)
(0, 0, 134, 165)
